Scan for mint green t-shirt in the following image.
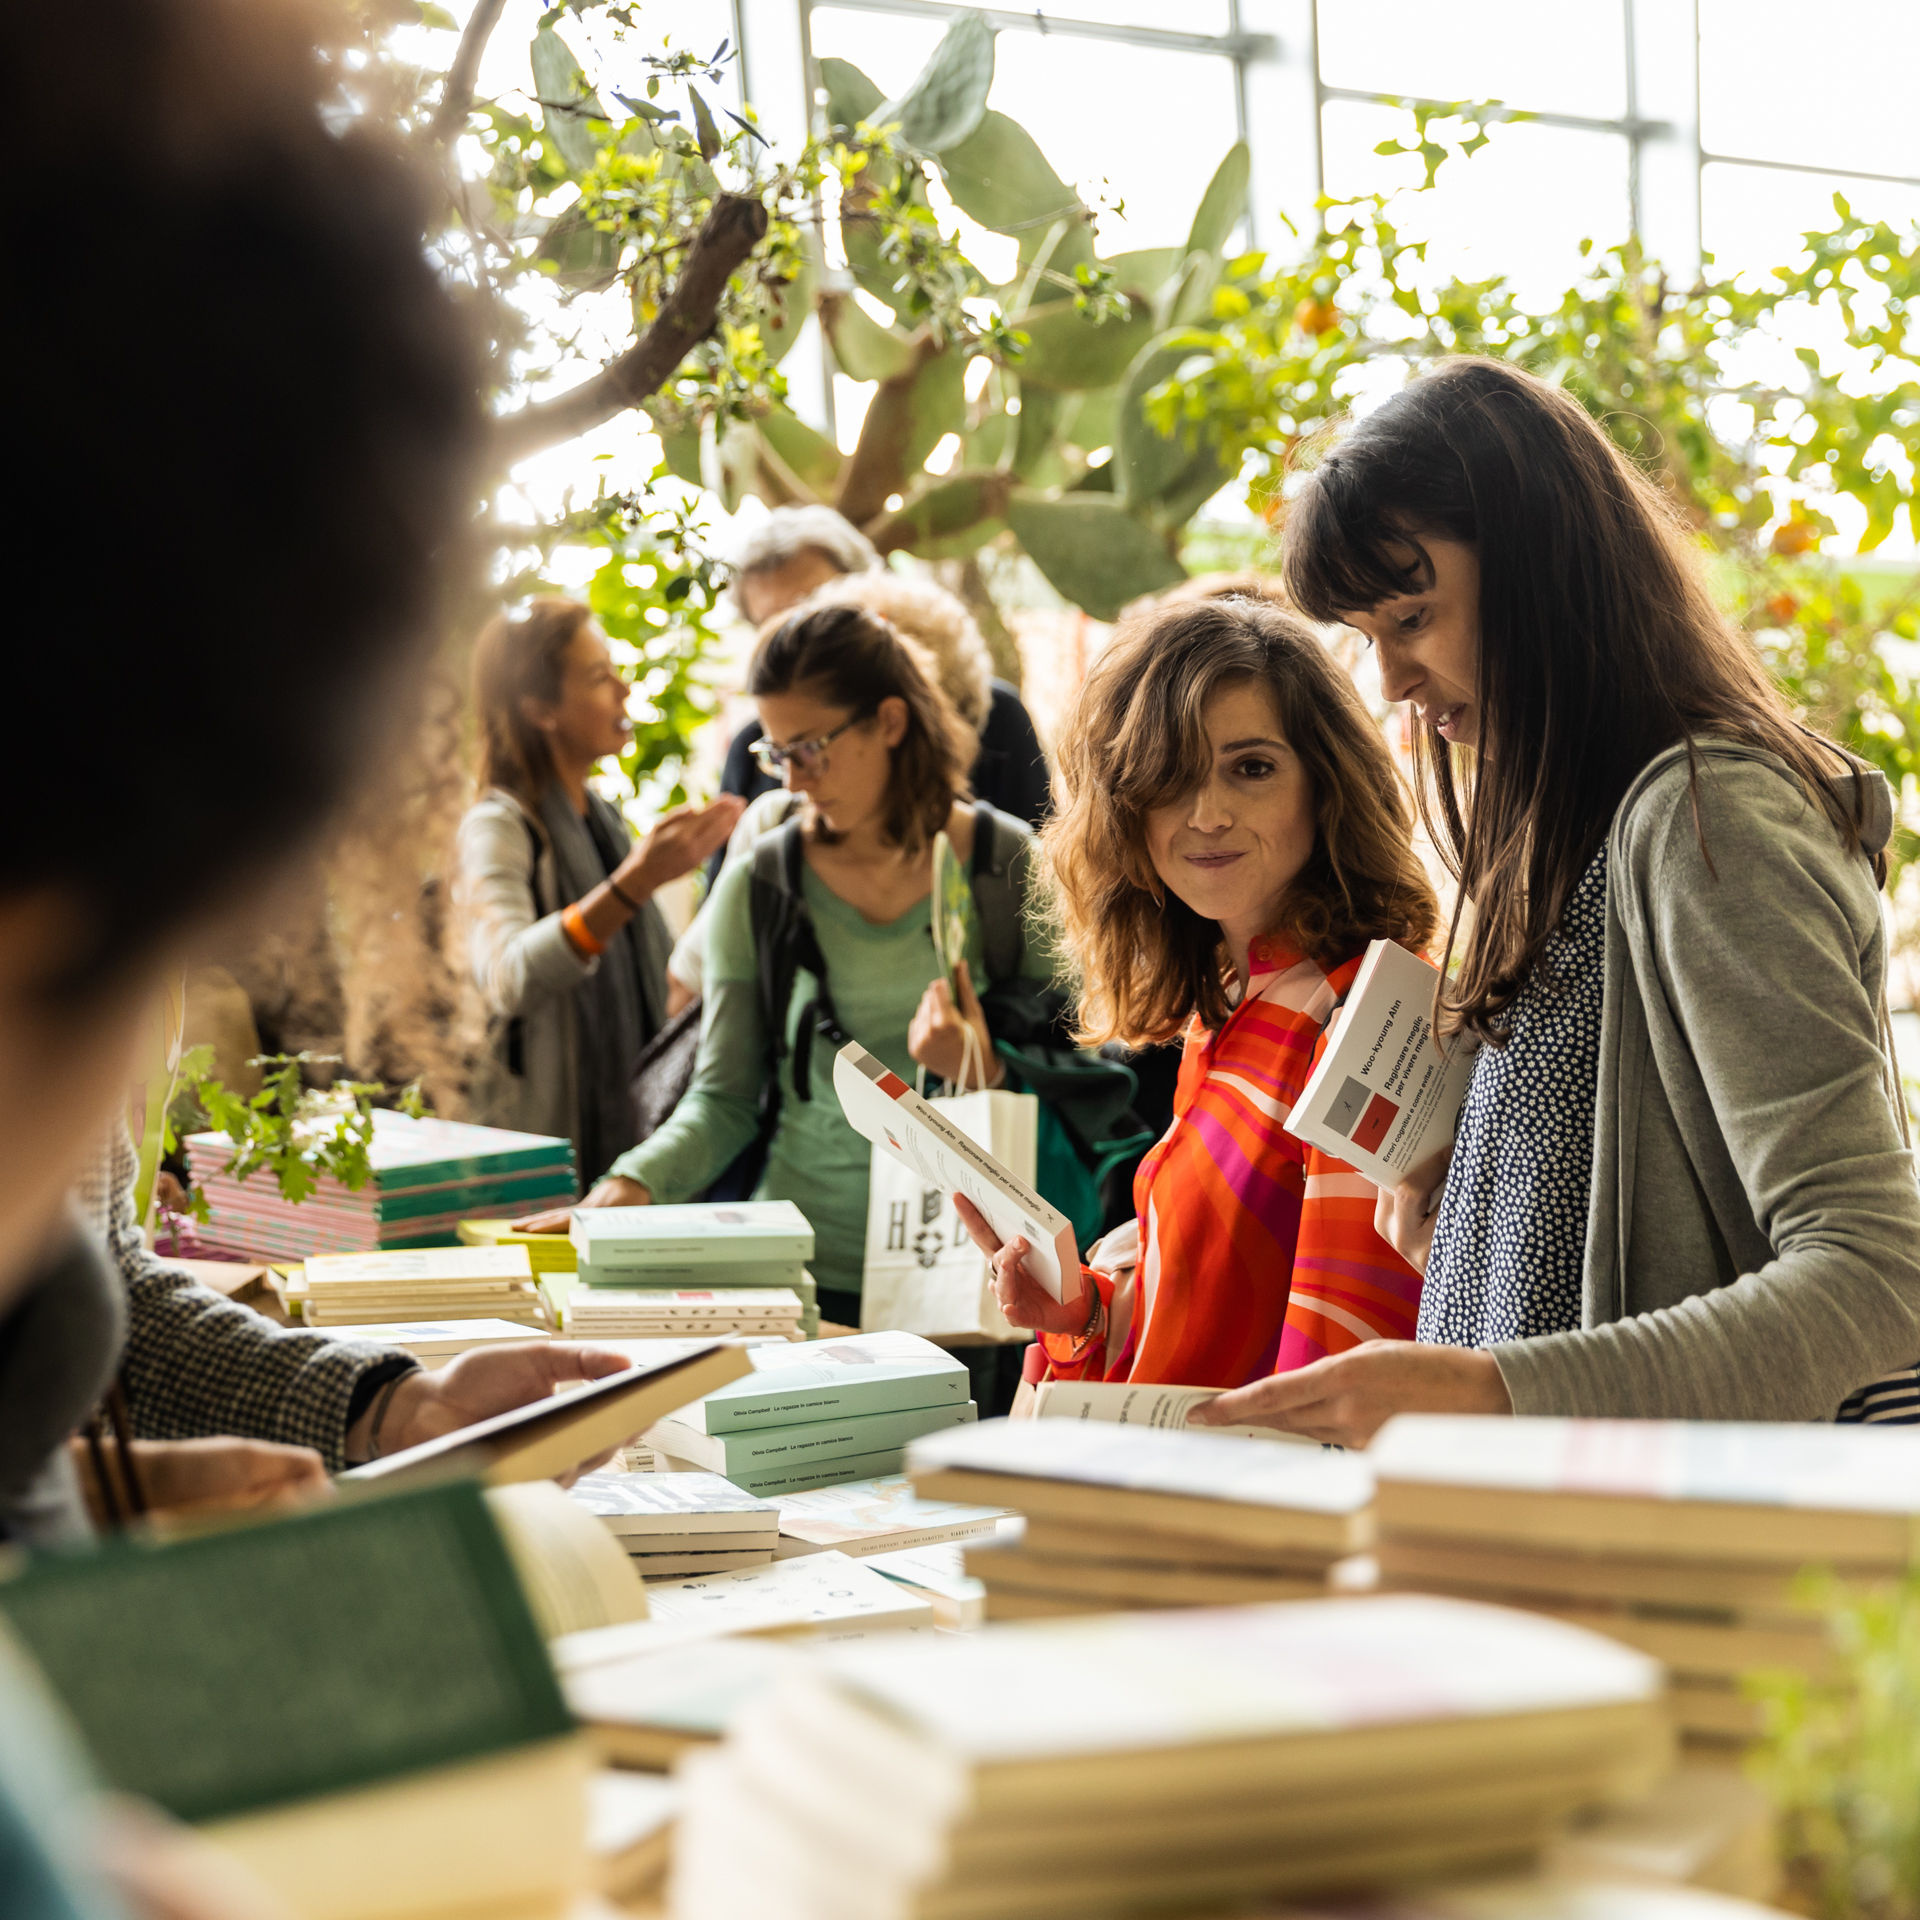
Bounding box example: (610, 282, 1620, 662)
(611, 857, 979, 1298)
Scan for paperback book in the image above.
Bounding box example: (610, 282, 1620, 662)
(771, 1474, 1009, 1559)
(1290, 939, 1476, 1186)
(1034, 1379, 1318, 1443)
(833, 1040, 1079, 1302)
(572, 1201, 814, 1272)
(649, 1401, 977, 1477)
(666, 1329, 969, 1435)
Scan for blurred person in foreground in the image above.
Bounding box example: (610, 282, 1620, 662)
(0, 0, 621, 1910)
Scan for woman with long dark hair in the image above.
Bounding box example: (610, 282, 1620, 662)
(958, 596, 1437, 1386)
(457, 599, 741, 1184)
(1196, 357, 1920, 1443)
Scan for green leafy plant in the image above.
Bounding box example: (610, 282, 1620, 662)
(178, 1050, 427, 1209)
(1748, 1571, 1920, 1920)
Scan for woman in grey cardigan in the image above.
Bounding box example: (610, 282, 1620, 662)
(457, 599, 741, 1186)
(1197, 357, 1920, 1443)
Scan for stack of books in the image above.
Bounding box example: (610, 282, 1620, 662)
(669, 1593, 1674, 1919)
(649, 1331, 977, 1498)
(907, 1418, 1370, 1618)
(1236, 1872, 1800, 1920)
(1370, 1416, 1920, 1748)
(185, 1110, 576, 1257)
(287, 1245, 551, 1329)
(566, 1286, 807, 1340)
(569, 1469, 781, 1576)
(572, 1202, 819, 1337)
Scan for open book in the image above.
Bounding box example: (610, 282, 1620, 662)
(1034, 1380, 1318, 1445)
(833, 1040, 1080, 1301)
(1290, 939, 1476, 1185)
(340, 1340, 751, 1490)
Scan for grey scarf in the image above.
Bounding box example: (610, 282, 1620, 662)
(536, 784, 671, 1183)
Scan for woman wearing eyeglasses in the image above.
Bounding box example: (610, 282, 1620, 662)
(456, 599, 743, 1184)
(533, 603, 1085, 1329)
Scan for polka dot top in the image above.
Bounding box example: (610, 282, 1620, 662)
(1419, 845, 1610, 1348)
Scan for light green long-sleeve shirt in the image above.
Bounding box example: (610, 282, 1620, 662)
(609, 857, 975, 1298)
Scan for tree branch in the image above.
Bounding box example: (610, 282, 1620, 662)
(834, 331, 945, 527)
(430, 0, 509, 144)
(490, 193, 770, 469)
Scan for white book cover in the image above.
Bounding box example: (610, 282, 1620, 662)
(641, 1550, 935, 1634)
(908, 1415, 1375, 1518)
(1290, 940, 1476, 1185)
(1034, 1381, 1320, 1446)
(571, 1201, 814, 1264)
(301, 1245, 535, 1286)
(314, 1317, 545, 1355)
(569, 1469, 780, 1535)
(832, 1040, 1079, 1301)
(812, 1593, 1662, 1765)
(770, 1475, 1008, 1556)
(570, 1288, 803, 1320)
(1371, 1415, 1920, 1514)
(863, 1542, 986, 1606)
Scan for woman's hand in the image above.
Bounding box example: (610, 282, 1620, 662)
(348, 1341, 639, 1483)
(1188, 1340, 1512, 1449)
(953, 1194, 1088, 1336)
(909, 958, 1002, 1090)
(512, 1174, 648, 1235)
(1374, 1144, 1453, 1274)
(619, 794, 745, 898)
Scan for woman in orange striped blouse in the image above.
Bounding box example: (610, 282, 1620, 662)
(957, 595, 1437, 1387)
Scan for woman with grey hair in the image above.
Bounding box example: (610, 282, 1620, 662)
(715, 507, 1052, 833)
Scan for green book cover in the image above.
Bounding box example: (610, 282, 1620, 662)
(705, 1446, 911, 1498)
(656, 1401, 977, 1474)
(0, 1482, 569, 1825)
(682, 1332, 969, 1434)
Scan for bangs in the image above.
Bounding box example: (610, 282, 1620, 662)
(1282, 460, 1433, 624)
(1113, 650, 1252, 815)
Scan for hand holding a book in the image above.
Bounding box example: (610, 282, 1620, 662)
(1190, 1340, 1511, 1448)
(909, 960, 1004, 1091)
(953, 1195, 1088, 1335)
(1372, 1144, 1452, 1275)
(347, 1342, 640, 1483)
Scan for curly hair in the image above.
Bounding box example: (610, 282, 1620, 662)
(749, 604, 976, 855)
(1043, 596, 1438, 1046)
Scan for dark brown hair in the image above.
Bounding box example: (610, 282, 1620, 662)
(1283, 356, 1867, 1043)
(749, 604, 976, 855)
(1043, 596, 1439, 1046)
(471, 598, 595, 804)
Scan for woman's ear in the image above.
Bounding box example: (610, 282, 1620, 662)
(518, 693, 556, 735)
(876, 694, 910, 750)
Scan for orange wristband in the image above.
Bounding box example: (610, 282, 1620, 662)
(561, 902, 604, 958)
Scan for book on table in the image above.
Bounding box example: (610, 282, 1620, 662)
(460, 1215, 580, 1273)
(665, 1328, 969, 1435)
(484, 1480, 651, 1641)
(648, 1399, 978, 1477)
(339, 1339, 751, 1491)
(572, 1200, 814, 1276)
(769, 1473, 1010, 1559)
(0, 1480, 591, 1920)
(292, 1244, 553, 1330)
(304, 1316, 549, 1366)
(909, 1416, 1371, 1619)
(566, 1286, 805, 1339)
(635, 1548, 935, 1639)
(653, 1443, 938, 1500)
(1289, 937, 1477, 1186)
(832, 1039, 1080, 1302)
(862, 1541, 989, 1630)
(1033, 1377, 1320, 1443)
(1239, 1871, 1801, 1920)
(669, 1592, 1674, 1920)
(1369, 1414, 1920, 1747)
(569, 1469, 781, 1573)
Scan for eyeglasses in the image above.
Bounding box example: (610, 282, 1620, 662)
(749, 711, 871, 777)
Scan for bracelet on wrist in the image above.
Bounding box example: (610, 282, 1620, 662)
(561, 901, 604, 957)
(367, 1370, 411, 1461)
(607, 876, 643, 914)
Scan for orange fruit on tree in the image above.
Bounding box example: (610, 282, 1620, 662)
(1294, 297, 1341, 338)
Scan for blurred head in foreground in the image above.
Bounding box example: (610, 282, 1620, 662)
(0, 0, 480, 1302)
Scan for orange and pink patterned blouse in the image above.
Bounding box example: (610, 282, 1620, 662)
(1040, 938, 1424, 1387)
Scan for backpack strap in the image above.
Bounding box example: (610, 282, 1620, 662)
(968, 799, 1028, 987)
(747, 815, 847, 1113)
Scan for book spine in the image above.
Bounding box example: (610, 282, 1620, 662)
(709, 1402, 976, 1470)
(710, 1448, 911, 1498)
